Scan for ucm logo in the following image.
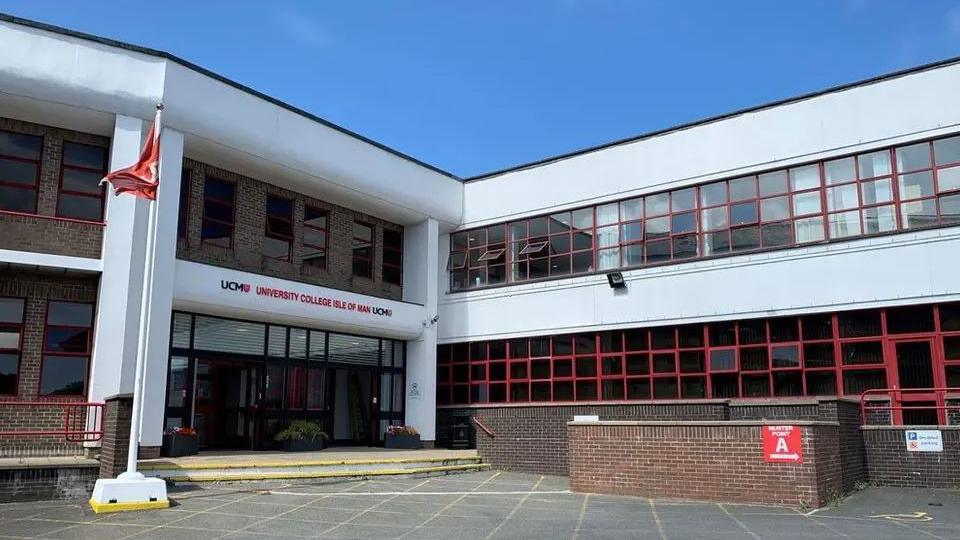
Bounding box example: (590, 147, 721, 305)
(220, 280, 251, 293)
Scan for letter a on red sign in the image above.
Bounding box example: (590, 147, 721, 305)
(763, 425, 802, 463)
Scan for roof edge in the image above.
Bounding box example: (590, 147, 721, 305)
(0, 12, 462, 181)
(465, 54, 960, 182)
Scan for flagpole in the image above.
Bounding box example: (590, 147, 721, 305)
(120, 104, 162, 479)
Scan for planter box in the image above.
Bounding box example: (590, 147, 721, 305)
(284, 438, 327, 452)
(161, 434, 199, 457)
(385, 433, 421, 449)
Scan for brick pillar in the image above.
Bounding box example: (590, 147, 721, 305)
(99, 393, 133, 479)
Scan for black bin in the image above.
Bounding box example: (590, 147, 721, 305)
(448, 415, 473, 449)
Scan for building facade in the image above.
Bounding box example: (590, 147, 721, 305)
(1, 15, 959, 457)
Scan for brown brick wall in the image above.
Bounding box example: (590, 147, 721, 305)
(568, 421, 843, 507)
(438, 398, 867, 488)
(99, 394, 132, 478)
(438, 402, 728, 476)
(177, 159, 403, 301)
(0, 116, 107, 258)
(863, 427, 960, 488)
(0, 269, 99, 457)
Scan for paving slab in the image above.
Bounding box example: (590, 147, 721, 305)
(3, 472, 960, 539)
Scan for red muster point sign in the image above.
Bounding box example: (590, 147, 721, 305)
(763, 425, 803, 463)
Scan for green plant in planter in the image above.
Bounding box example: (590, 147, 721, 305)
(275, 420, 329, 443)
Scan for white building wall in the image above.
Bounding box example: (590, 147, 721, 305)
(462, 62, 960, 228)
(402, 219, 440, 441)
(88, 115, 147, 405)
(443, 61, 960, 343)
(140, 128, 185, 447)
(438, 229, 960, 343)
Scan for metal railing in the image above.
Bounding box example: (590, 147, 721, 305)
(0, 401, 104, 442)
(860, 388, 960, 426)
(473, 417, 495, 438)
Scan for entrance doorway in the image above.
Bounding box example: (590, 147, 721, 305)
(327, 367, 379, 445)
(193, 358, 263, 449)
(891, 339, 940, 425)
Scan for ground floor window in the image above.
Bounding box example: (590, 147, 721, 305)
(165, 312, 405, 449)
(0, 297, 24, 395)
(438, 301, 960, 405)
(40, 301, 93, 396)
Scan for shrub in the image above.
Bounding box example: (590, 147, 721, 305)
(275, 420, 329, 442)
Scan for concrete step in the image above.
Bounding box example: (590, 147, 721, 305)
(139, 452, 487, 483)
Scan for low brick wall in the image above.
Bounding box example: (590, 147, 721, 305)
(0, 463, 99, 502)
(568, 420, 842, 507)
(438, 398, 865, 485)
(863, 426, 960, 488)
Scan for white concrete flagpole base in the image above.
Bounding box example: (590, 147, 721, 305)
(89, 475, 169, 513)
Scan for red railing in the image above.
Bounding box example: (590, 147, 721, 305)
(860, 388, 960, 426)
(473, 417, 495, 438)
(0, 401, 104, 442)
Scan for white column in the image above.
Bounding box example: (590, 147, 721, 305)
(402, 218, 439, 442)
(87, 115, 147, 409)
(139, 128, 184, 448)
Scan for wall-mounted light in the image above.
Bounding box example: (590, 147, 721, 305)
(606, 272, 626, 289)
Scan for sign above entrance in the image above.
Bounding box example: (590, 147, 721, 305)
(763, 425, 803, 463)
(220, 280, 393, 318)
(905, 430, 943, 452)
(173, 261, 425, 340)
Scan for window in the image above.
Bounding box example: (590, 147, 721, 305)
(352, 221, 374, 278)
(436, 303, 958, 405)
(40, 301, 94, 396)
(450, 134, 960, 293)
(383, 229, 403, 286)
(303, 206, 328, 268)
(263, 195, 293, 261)
(56, 142, 107, 221)
(935, 136, 960, 225)
(0, 297, 24, 395)
(0, 130, 42, 214)
(177, 168, 190, 239)
(201, 177, 235, 248)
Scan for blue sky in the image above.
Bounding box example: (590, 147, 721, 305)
(2, 1, 959, 178)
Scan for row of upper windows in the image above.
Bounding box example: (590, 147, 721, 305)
(176, 170, 404, 285)
(0, 130, 108, 221)
(449, 134, 960, 292)
(0, 127, 404, 284)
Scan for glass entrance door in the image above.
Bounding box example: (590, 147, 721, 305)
(891, 340, 940, 425)
(193, 358, 263, 449)
(327, 367, 379, 445)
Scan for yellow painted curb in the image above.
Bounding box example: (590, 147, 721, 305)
(139, 456, 481, 471)
(89, 498, 170, 514)
(164, 463, 490, 483)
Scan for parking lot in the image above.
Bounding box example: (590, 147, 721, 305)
(1, 471, 959, 539)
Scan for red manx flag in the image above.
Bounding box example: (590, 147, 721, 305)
(101, 107, 162, 200)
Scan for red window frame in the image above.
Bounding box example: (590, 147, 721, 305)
(177, 168, 191, 239)
(0, 297, 25, 397)
(437, 302, 960, 406)
(303, 205, 329, 269)
(263, 194, 294, 262)
(450, 133, 960, 293)
(201, 176, 235, 249)
(56, 141, 107, 222)
(382, 228, 404, 286)
(0, 129, 43, 215)
(39, 300, 94, 398)
(352, 221, 375, 278)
